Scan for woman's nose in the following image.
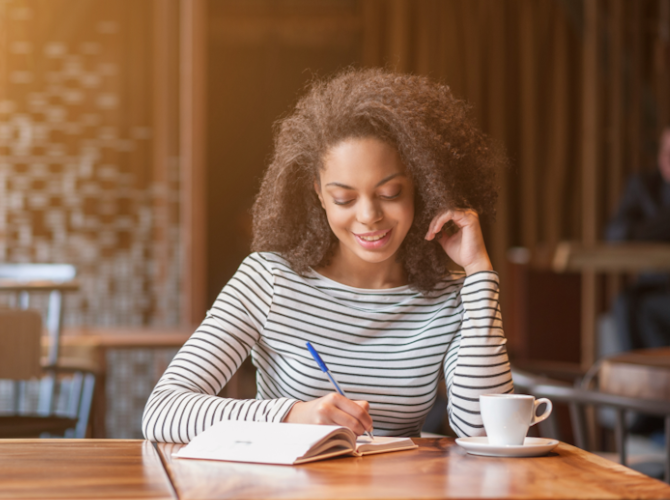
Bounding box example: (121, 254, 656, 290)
(356, 198, 383, 225)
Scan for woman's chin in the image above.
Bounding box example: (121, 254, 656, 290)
(350, 244, 400, 265)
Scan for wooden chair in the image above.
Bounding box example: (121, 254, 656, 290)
(512, 366, 670, 482)
(0, 263, 79, 367)
(0, 263, 80, 413)
(0, 309, 95, 438)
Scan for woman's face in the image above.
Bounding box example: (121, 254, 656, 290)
(315, 137, 414, 268)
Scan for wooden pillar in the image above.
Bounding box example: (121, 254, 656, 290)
(544, 5, 569, 247)
(629, 1, 642, 174)
(439, 0, 465, 97)
(608, 0, 624, 213)
(387, 0, 411, 72)
(519, 0, 537, 250)
(180, 0, 208, 327)
(153, 0, 179, 326)
(656, 0, 670, 134)
(0, 3, 7, 103)
(581, 0, 600, 369)
(606, 0, 624, 305)
(484, 0, 509, 318)
(362, 0, 384, 67)
(463, 0, 484, 127)
(415, 0, 439, 75)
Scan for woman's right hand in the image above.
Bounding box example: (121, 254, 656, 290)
(283, 393, 373, 436)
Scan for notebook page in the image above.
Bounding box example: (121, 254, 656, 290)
(355, 436, 417, 455)
(174, 420, 354, 465)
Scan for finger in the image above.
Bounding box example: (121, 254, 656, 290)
(315, 397, 368, 434)
(433, 210, 455, 234)
(425, 210, 454, 240)
(447, 209, 479, 226)
(334, 394, 372, 422)
(443, 219, 464, 237)
(332, 395, 373, 432)
(438, 211, 479, 238)
(330, 409, 368, 435)
(353, 400, 370, 412)
(353, 400, 374, 433)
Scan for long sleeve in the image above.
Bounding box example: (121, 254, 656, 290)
(444, 271, 513, 437)
(142, 254, 299, 443)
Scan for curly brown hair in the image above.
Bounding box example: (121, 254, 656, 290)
(251, 68, 504, 291)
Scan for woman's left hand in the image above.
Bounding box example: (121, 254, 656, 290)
(425, 209, 493, 275)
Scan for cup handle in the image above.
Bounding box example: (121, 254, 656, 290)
(530, 398, 553, 426)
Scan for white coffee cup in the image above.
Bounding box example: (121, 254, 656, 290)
(479, 394, 553, 446)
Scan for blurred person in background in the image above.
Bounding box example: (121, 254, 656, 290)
(605, 127, 670, 352)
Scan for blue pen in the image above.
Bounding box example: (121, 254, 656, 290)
(306, 342, 374, 440)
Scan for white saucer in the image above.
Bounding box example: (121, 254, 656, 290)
(455, 437, 559, 458)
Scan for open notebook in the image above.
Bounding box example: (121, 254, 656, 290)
(173, 420, 417, 465)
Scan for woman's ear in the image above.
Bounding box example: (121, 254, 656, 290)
(314, 179, 326, 209)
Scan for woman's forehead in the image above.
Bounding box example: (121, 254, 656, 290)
(320, 137, 406, 184)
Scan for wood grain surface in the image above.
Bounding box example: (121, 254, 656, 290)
(0, 439, 175, 500)
(552, 242, 670, 273)
(157, 438, 670, 499)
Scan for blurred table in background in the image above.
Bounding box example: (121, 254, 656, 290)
(552, 242, 670, 369)
(600, 348, 670, 402)
(52, 327, 194, 371)
(47, 327, 193, 438)
(553, 242, 670, 274)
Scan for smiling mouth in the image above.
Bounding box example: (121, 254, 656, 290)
(354, 228, 393, 245)
(357, 231, 389, 242)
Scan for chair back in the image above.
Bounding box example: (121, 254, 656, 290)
(0, 309, 95, 438)
(512, 366, 670, 483)
(0, 267, 93, 438)
(0, 263, 78, 367)
(0, 309, 42, 380)
(0, 264, 76, 282)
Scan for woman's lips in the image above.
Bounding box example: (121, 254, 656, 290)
(353, 228, 393, 249)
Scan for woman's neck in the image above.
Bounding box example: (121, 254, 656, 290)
(316, 245, 408, 289)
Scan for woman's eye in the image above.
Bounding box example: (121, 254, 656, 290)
(380, 191, 401, 200)
(333, 199, 354, 206)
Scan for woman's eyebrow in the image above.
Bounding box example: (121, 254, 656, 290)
(325, 173, 405, 190)
(375, 173, 405, 187)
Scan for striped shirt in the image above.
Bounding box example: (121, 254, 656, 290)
(142, 252, 513, 443)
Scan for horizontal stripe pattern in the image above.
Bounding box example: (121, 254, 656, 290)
(142, 252, 513, 443)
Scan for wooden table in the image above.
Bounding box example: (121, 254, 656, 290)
(156, 438, 670, 499)
(2, 438, 670, 499)
(0, 439, 175, 500)
(600, 347, 670, 401)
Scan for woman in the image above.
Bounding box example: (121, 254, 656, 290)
(142, 68, 513, 443)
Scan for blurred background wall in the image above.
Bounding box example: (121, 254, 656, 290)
(0, 0, 181, 327)
(0, 0, 183, 437)
(1, 0, 669, 436)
